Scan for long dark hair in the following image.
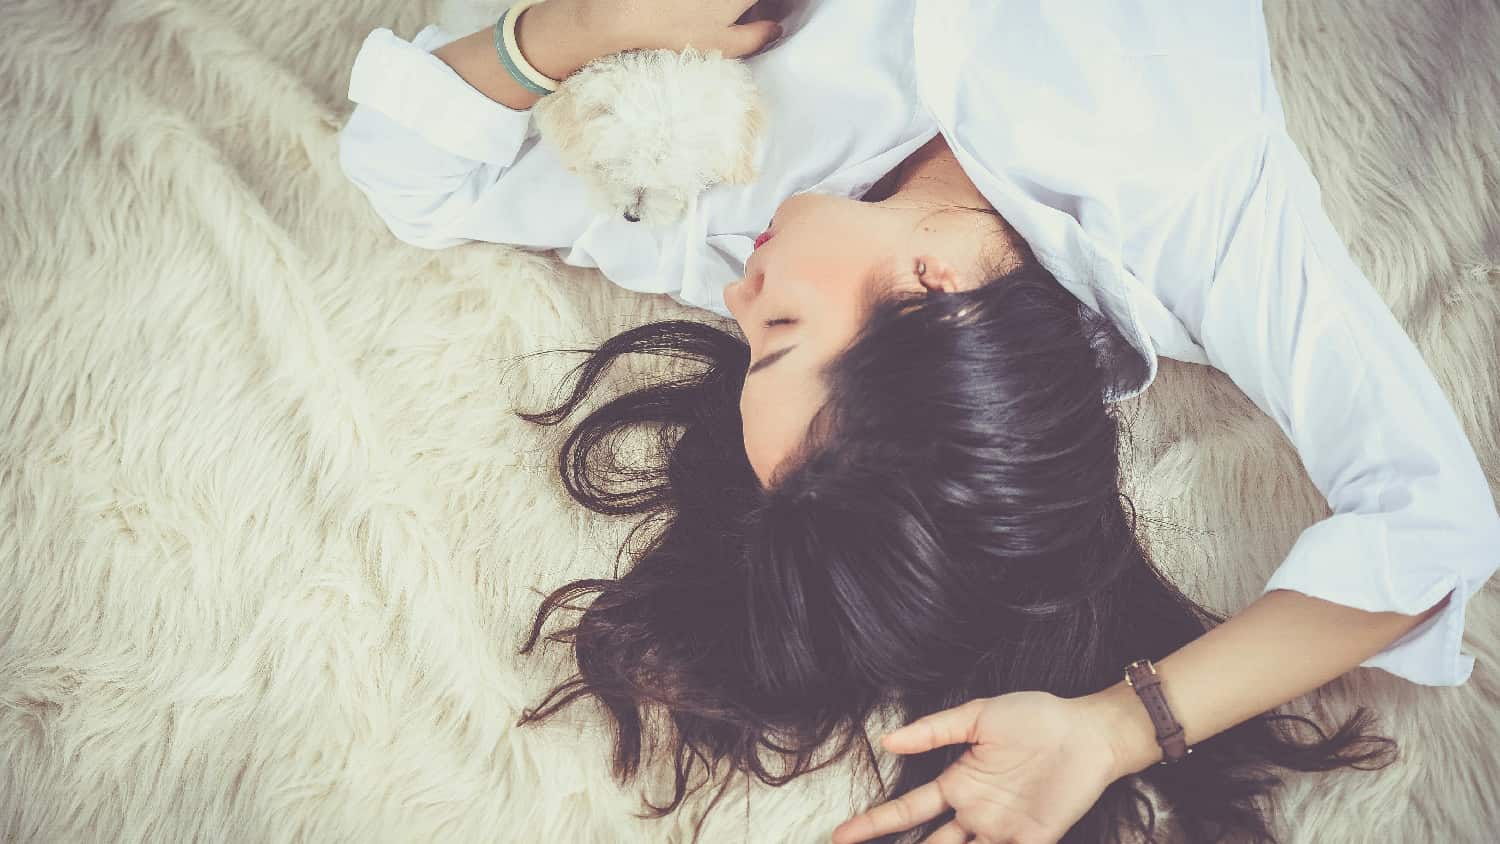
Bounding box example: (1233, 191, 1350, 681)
(506, 212, 1397, 843)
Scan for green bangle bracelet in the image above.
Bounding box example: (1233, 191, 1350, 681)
(494, 5, 557, 98)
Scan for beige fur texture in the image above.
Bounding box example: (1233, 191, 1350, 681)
(2, 0, 1498, 841)
(529, 44, 767, 225)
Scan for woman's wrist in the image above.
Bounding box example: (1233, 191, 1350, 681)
(431, 0, 627, 112)
(1078, 587, 1456, 783)
(515, 0, 631, 81)
(1079, 679, 1162, 780)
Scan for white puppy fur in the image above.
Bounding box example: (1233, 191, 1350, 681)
(436, 0, 766, 225)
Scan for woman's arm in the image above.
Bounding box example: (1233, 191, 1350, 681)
(1087, 122, 1500, 770)
(430, 0, 622, 112)
(431, 0, 785, 109)
(337, 1, 782, 250)
(829, 588, 1455, 844)
(337, 3, 619, 251)
(1084, 587, 1452, 779)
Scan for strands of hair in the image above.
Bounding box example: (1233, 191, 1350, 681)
(505, 249, 1397, 844)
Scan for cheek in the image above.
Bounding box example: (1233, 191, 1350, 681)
(799, 237, 866, 299)
(736, 396, 771, 477)
(781, 191, 861, 241)
(773, 194, 878, 294)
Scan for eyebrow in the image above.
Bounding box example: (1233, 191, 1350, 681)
(747, 345, 797, 377)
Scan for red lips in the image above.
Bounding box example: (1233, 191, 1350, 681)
(753, 229, 775, 250)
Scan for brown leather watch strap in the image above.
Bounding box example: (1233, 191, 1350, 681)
(1124, 658, 1192, 765)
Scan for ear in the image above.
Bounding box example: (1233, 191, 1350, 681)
(915, 255, 966, 294)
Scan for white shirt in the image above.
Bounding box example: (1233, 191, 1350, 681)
(338, 0, 1500, 686)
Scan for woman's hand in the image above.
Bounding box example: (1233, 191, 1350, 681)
(830, 691, 1124, 844)
(565, 0, 788, 59)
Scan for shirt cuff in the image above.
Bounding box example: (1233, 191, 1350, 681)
(346, 25, 535, 165)
(1260, 513, 1495, 687)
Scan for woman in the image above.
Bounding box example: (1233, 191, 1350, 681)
(337, 1, 1500, 841)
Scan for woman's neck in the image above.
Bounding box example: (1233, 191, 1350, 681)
(884, 134, 996, 212)
(862, 133, 1022, 283)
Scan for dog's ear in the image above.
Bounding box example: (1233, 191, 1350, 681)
(721, 94, 767, 185)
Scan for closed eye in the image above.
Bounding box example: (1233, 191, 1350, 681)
(764, 318, 795, 328)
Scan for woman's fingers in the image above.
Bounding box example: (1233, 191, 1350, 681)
(735, 0, 793, 24)
(721, 18, 783, 57)
(882, 698, 986, 753)
(918, 818, 973, 844)
(831, 779, 949, 844)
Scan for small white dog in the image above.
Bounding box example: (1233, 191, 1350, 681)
(435, 0, 770, 226)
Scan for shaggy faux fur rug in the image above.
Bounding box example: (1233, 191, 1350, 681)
(3, 0, 1498, 841)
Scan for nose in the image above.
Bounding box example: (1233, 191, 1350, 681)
(724, 264, 763, 319)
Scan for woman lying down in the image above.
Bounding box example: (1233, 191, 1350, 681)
(337, 1, 1500, 842)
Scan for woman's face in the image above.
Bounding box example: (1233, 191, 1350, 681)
(722, 190, 1012, 489)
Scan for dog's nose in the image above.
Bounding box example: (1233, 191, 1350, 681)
(624, 188, 645, 222)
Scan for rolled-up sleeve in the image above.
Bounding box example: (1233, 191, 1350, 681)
(337, 25, 549, 249)
(1193, 127, 1500, 686)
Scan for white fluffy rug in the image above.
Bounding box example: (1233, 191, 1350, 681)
(3, 1, 1499, 841)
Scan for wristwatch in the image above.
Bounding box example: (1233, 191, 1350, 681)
(1124, 658, 1192, 765)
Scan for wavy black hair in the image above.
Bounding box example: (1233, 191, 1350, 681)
(506, 211, 1397, 843)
